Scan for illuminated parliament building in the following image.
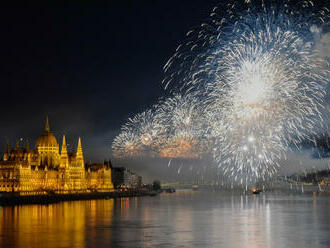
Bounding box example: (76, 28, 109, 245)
(0, 117, 113, 193)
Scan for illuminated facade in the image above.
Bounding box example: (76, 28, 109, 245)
(0, 117, 113, 193)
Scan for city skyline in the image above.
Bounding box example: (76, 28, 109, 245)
(0, 1, 329, 167)
(1, 2, 330, 248)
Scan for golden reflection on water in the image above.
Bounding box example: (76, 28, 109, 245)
(0, 191, 328, 248)
(0, 199, 114, 248)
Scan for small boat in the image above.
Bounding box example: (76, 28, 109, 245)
(149, 191, 158, 196)
(165, 188, 176, 193)
(251, 187, 262, 194)
(192, 185, 199, 191)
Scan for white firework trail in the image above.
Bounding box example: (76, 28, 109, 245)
(162, 0, 330, 183)
(111, 130, 141, 158)
(122, 108, 162, 147)
(112, 108, 162, 158)
(112, 0, 330, 185)
(154, 94, 202, 136)
(168, 158, 172, 167)
(154, 94, 205, 158)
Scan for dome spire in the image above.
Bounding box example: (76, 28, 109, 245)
(45, 116, 50, 132)
(36, 115, 58, 150)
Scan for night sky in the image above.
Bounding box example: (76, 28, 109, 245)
(0, 1, 219, 162)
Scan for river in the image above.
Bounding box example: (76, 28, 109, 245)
(0, 190, 329, 248)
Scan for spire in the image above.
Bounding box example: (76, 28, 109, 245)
(76, 137, 83, 157)
(3, 141, 10, 161)
(5, 141, 9, 154)
(76, 137, 84, 168)
(60, 135, 69, 168)
(61, 135, 68, 155)
(26, 139, 30, 151)
(78, 137, 82, 150)
(45, 116, 50, 132)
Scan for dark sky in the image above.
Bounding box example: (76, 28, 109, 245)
(0, 1, 219, 162)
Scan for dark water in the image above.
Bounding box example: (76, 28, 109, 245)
(0, 190, 330, 248)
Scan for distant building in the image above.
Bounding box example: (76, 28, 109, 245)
(0, 117, 113, 192)
(112, 167, 142, 188)
(320, 177, 330, 186)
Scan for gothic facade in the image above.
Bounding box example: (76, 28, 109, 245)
(0, 117, 113, 193)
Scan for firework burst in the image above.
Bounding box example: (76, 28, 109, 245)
(163, 0, 329, 182)
(111, 130, 141, 158)
(113, 0, 330, 184)
(112, 109, 162, 158)
(155, 94, 205, 158)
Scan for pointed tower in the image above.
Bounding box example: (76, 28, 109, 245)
(45, 116, 50, 132)
(3, 141, 10, 161)
(76, 137, 84, 168)
(26, 139, 30, 152)
(25, 139, 31, 164)
(5, 141, 9, 154)
(60, 135, 69, 168)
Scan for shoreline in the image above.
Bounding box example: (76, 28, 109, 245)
(0, 190, 157, 206)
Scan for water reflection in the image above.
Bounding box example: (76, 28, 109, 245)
(0, 191, 330, 248)
(0, 200, 114, 248)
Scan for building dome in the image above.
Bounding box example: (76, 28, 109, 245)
(36, 117, 60, 167)
(35, 116, 58, 147)
(36, 132, 58, 147)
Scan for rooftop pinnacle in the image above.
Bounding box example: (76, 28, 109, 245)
(45, 116, 50, 132)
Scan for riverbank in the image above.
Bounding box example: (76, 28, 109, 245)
(0, 190, 157, 206)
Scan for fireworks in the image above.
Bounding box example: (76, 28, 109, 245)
(112, 109, 161, 158)
(122, 109, 161, 148)
(113, 0, 330, 184)
(112, 131, 141, 158)
(112, 94, 204, 159)
(154, 94, 206, 158)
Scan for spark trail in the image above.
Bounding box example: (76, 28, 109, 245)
(113, 0, 330, 184)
